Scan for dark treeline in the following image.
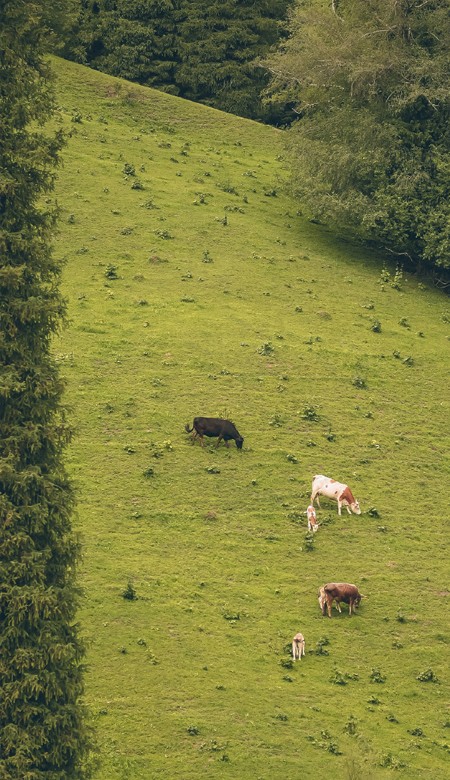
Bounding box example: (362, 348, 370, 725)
(63, 0, 293, 123)
(1, 1, 92, 776)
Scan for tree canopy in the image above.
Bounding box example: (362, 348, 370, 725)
(0, 2, 92, 776)
(63, 0, 293, 121)
(265, 0, 450, 271)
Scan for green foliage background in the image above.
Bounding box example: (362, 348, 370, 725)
(265, 0, 450, 271)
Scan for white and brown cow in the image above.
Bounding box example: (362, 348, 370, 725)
(320, 583, 364, 618)
(292, 632, 306, 660)
(306, 504, 319, 533)
(311, 475, 361, 516)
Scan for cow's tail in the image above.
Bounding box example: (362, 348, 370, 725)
(185, 423, 194, 433)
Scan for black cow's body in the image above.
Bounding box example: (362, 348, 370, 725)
(185, 417, 244, 449)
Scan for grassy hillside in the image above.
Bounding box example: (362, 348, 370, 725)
(50, 57, 449, 779)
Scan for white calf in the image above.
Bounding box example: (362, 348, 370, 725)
(306, 504, 319, 532)
(292, 632, 306, 660)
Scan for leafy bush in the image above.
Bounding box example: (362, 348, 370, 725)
(343, 715, 358, 735)
(303, 530, 315, 552)
(257, 341, 274, 355)
(370, 668, 386, 683)
(315, 637, 330, 655)
(223, 611, 239, 621)
(408, 727, 425, 737)
(122, 581, 137, 600)
(105, 264, 118, 279)
(416, 668, 439, 683)
(301, 403, 320, 421)
(330, 669, 347, 686)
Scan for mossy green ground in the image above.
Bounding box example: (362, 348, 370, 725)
(51, 58, 449, 779)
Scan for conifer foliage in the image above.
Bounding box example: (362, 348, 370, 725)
(64, 0, 292, 121)
(175, 0, 292, 120)
(0, 2, 92, 777)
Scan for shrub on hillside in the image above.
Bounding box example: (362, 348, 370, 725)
(416, 668, 439, 683)
(122, 581, 138, 600)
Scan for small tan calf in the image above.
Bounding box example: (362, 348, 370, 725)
(318, 586, 341, 614)
(292, 632, 306, 660)
(306, 504, 319, 533)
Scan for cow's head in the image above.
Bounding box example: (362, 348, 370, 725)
(354, 593, 362, 608)
(351, 501, 361, 515)
(236, 437, 244, 449)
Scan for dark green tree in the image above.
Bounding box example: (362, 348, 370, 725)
(64, 0, 180, 91)
(63, 0, 293, 121)
(176, 0, 292, 120)
(266, 0, 450, 271)
(0, 2, 92, 777)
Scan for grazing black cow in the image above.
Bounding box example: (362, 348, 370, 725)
(185, 417, 244, 449)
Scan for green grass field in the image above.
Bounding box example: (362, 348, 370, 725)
(50, 57, 449, 779)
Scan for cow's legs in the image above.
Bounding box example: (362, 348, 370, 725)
(199, 434, 205, 447)
(216, 435, 223, 448)
(346, 505, 352, 514)
(337, 500, 342, 515)
(326, 596, 332, 618)
(311, 490, 321, 508)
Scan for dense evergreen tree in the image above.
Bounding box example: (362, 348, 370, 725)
(266, 0, 450, 271)
(63, 0, 293, 121)
(176, 0, 292, 120)
(68, 0, 180, 90)
(0, 2, 92, 777)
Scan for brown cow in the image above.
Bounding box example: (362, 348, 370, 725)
(320, 583, 364, 617)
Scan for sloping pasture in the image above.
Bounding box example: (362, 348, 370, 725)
(51, 58, 449, 779)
